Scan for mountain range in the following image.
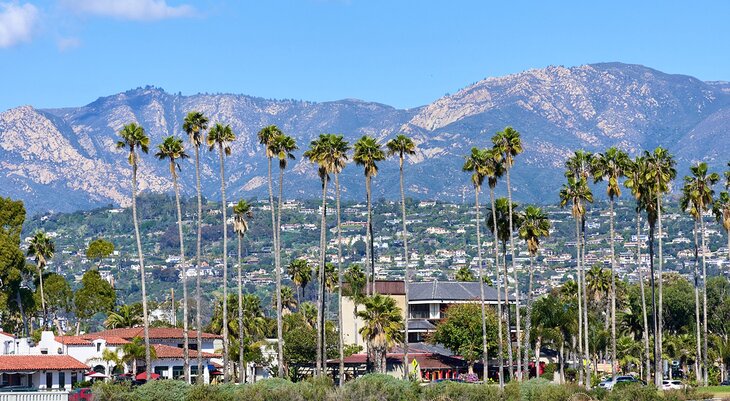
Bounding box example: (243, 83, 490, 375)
(1, 62, 729, 214)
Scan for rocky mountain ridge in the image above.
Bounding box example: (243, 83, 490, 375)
(1, 62, 729, 214)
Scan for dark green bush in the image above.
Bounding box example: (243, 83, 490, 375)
(92, 381, 139, 401)
(605, 383, 660, 401)
(420, 381, 501, 401)
(134, 380, 191, 401)
(331, 374, 419, 401)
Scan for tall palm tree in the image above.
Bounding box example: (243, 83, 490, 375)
(256, 124, 285, 377)
(643, 147, 676, 386)
(683, 162, 719, 386)
(559, 176, 593, 386)
(386, 133, 416, 380)
(288, 259, 312, 305)
(492, 127, 524, 379)
(353, 136, 385, 294)
(207, 122, 235, 382)
(624, 156, 652, 383)
(591, 147, 629, 381)
(357, 294, 405, 374)
(518, 205, 550, 379)
(183, 111, 209, 379)
(564, 149, 593, 387)
(462, 147, 492, 381)
(681, 180, 705, 384)
(487, 197, 523, 380)
(233, 199, 253, 384)
(485, 148, 506, 388)
(27, 231, 54, 328)
(116, 123, 152, 379)
(714, 191, 730, 262)
(237, 293, 267, 383)
(155, 136, 191, 383)
(269, 133, 297, 376)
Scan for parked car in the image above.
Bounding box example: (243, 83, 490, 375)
(69, 388, 94, 401)
(662, 380, 687, 390)
(720, 379, 730, 386)
(599, 375, 642, 390)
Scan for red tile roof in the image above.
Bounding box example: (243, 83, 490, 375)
(57, 336, 92, 345)
(85, 328, 222, 340)
(0, 355, 88, 371)
(152, 344, 220, 359)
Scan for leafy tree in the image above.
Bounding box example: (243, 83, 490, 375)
(0, 197, 29, 335)
(116, 122, 152, 379)
(431, 303, 498, 374)
(207, 122, 236, 382)
(85, 238, 114, 269)
(40, 273, 72, 333)
(74, 270, 116, 332)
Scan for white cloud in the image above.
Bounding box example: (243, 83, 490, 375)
(0, 2, 39, 48)
(63, 0, 194, 21)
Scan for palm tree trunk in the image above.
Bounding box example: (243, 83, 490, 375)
(534, 336, 541, 380)
(636, 213, 650, 385)
(171, 164, 190, 384)
(399, 158, 411, 381)
(575, 216, 584, 386)
(194, 146, 204, 382)
(474, 188, 489, 382)
(265, 157, 282, 378)
(648, 222, 659, 386)
(581, 216, 590, 388)
(276, 165, 286, 378)
(523, 254, 535, 380)
(692, 220, 702, 384)
(37, 262, 47, 328)
(365, 175, 372, 297)
(217, 147, 230, 383)
(505, 166, 522, 379)
(16, 289, 28, 337)
(336, 173, 346, 385)
(316, 175, 328, 376)
(367, 176, 376, 293)
(609, 198, 617, 382)
(490, 188, 505, 389)
(700, 205, 709, 386)
(238, 234, 245, 384)
(503, 243, 514, 380)
(656, 189, 664, 386)
(131, 155, 151, 381)
(559, 340, 565, 384)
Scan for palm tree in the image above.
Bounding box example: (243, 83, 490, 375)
(353, 136, 386, 294)
(155, 136, 191, 382)
(462, 147, 492, 381)
(491, 127, 524, 379)
(683, 162, 719, 386)
(104, 304, 142, 329)
(681, 181, 705, 384)
(121, 337, 157, 376)
(269, 133, 297, 377)
(591, 147, 629, 381)
(27, 231, 54, 328)
(624, 156, 652, 383)
(357, 294, 405, 374)
(288, 259, 312, 305)
(207, 122, 236, 382)
(277, 286, 298, 314)
(183, 111, 209, 380)
(643, 147, 676, 386)
(386, 133, 416, 380)
(236, 293, 267, 383)
(256, 124, 285, 377)
(233, 199, 253, 384)
(559, 176, 593, 386)
(487, 197, 523, 380)
(116, 122, 152, 380)
(518, 205, 550, 379)
(344, 264, 367, 347)
(454, 266, 476, 282)
(485, 148, 506, 388)
(714, 191, 730, 262)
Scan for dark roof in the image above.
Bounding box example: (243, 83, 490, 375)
(366, 281, 405, 295)
(408, 319, 437, 331)
(408, 281, 514, 302)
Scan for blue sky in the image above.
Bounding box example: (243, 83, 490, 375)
(1, 0, 729, 111)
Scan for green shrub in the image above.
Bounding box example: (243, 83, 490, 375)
(92, 381, 139, 401)
(662, 388, 714, 401)
(237, 378, 306, 401)
(420, 381, 501, 401)
(605, 383, 660, 401)
(331, 374, 419, 401)
(134, 380, 191, 401)
(186, 383, 242, 401)
(540, 364, 556, 380)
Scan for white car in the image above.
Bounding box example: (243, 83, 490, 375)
(599, 375, 641, 390)
(662, 380, 687, 390)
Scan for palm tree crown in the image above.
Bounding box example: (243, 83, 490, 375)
(462, 147, 490, 190)
(116, 123, 150, 165)
(233, 200, 253, 238)
(183, 111, 209, 148)
(491, 126, 523, 167)
(155, 136, 189, 175)
(386, 134, 416, 162)
(591, 147, 629, 199)
(518, 205, 551, 256)
(353, 136, 386, 177)
(207, 123, 235, 154)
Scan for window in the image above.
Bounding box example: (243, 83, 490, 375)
(58, 372, 66, 389)
(96, 343, 101, 352)
(189, 343, 198, 351)
(154, 366, 168, 377)
(71, 373, 77, 387)
(172, 366, 184, 379)
(409, 304, 429, 319)
(46, 372, 53, 389)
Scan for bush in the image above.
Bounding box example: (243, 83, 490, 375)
(237, 378, 306, 401)
(605, 383, 660, 401)
(331, 374, 419, 401)
(662, 388, 714, 401)
(134, 380, 191, 401)
(92, 381, 138, 401)
(420, 381, 501, 401)
(540, 364, 556, 380)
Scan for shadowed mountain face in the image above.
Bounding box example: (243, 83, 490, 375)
(1, 62, 729, 214)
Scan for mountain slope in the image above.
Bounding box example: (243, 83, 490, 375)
(2, 63, 729, 214)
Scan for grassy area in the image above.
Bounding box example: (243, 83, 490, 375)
(700, 385, 730, 394)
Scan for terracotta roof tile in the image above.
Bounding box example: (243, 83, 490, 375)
(0, 355, 88, 371)
(152, 344, 219, 359)
(85, 328, 222, 340)
(57, 336, 92, 345)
